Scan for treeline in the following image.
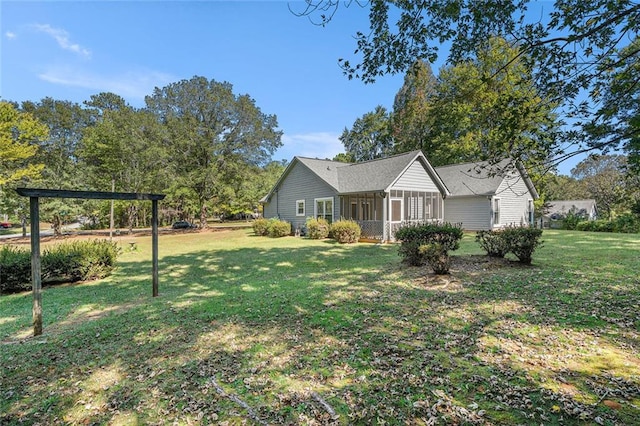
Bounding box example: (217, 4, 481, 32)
(0, 76, 286, 233)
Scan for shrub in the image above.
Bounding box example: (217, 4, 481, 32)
(576, 220, 615, 232)
(419, 243, 451, 274)
(252, 218, 270, 236)
(43, 240, 120, 282)
(614, 214, 640, 233)
(330, 220, 361, 244)
(1, 240, 120, 293)
(306, 217, 330, 239)
(501, 226, 543, 264)
(0, 245, 31, 293)
(267, 218, 291, 238)
(475, 230, 509, 257)
(395, 222, 464, 266)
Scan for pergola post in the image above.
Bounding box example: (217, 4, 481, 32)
(29, 196, 43, 336)
(152, 199, 159, 297)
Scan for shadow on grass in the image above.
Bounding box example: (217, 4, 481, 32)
(1, 234, 639, 424)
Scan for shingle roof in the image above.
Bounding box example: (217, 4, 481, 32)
(546, 199, 597, 216)
(296, 151, 442, 194)
(435, 159, 512, 197)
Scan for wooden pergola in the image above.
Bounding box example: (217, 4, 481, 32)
(16, 188, 166, 336)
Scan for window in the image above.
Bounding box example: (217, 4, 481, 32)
(527, 199, 534, 225)
(296, 200, 305, 216)
(493, 198, 501, 225)
(315, 197, 333, 223)
(391, 199, 403, 222)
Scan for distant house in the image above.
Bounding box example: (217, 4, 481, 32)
(260, 151, 539, 241)
(542, 199, 598, 228)
(436, 159, 539, 231)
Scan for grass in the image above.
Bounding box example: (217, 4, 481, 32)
(1, 229, 639, 425)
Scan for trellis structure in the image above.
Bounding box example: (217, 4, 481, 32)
(16, 188, 166, 336)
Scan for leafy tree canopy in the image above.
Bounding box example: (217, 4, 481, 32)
(339, 105, 393, 162)
(0, 101, 46, 186)
(296, 0, 640, 168)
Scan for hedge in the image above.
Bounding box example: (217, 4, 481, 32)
(306, 217, 330, 239)
(330, 220, 361, 244)
(395, 222, 464, 270)
(1, 239, 120, 294)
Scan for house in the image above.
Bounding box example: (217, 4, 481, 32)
(260, 151, 539, 240)
(260, 151, 449, 241)
(435, 159, 539, 231)
(541, 199, 598, 228)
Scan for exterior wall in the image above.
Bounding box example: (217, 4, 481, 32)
(443, 196, 492, 231)
(494, 174, 534, 228)
(262, 161, 338, 230)
(392, 161, 439, 192)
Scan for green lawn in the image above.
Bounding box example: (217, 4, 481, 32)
(1, 229, 639, 425)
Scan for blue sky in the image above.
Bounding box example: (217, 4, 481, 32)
(1, 1, 578, 174)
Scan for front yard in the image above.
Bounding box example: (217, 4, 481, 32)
(1, 229, 639, 424)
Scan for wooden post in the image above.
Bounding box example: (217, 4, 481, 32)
(152, 199, 159, 297)
(29, 196, 42, 336)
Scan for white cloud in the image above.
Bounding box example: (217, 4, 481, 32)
(38, 66, 175, 103)
(276, 132, 344, 161)
(5, 31, 17, 39)
(32, 24, 91, 58)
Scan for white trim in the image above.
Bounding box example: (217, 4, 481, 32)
(314, 197, 334, 222)
(296, 199, 305, 217)
(492, 197, 501, 227)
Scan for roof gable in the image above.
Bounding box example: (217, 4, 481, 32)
(435, 159, 538, 199)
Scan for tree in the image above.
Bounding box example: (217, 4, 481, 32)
(81, 101, 170, 231)
(339, 105, 393, 162)
(571, 154, 628, 219)
(391, 60, 438, 155)
(145, 76, 282, 227)
(0, 101, 46, 186)
(20, 98, 92, 235)
(428, 37, 558, 168)
(332, 152, 355, 163)
(295, 0, 640, 168)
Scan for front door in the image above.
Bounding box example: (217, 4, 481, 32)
(390, 198, 403, 238)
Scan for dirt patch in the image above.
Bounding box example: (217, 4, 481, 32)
(411, 255, 529, 290)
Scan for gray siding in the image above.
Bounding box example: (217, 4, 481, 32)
(263, 161, 338, 230)
(444, 196, 491, 230)
(391, 161, 439, 192)
(495, 174, 534, 227)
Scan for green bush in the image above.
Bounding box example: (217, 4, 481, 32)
(330, 220, 361, 244)
(43, 240, 120, 282)
(475, 230, 510, 257)
(267, 218, 291, 238)
(252, 218, 270, 236)
(501, 226, 543, 264)
(306, 217, 330, 239)
(614, 214, 640, 233)
(0, 245, 32, 293)
(418, 243, 451, 274)
(576, 220, 615, 232)
(395, 222, 464, 266)
(1, 240, 120, 294)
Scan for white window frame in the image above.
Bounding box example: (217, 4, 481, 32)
(314, 197, 334, 223)
(296, 199, 306, 217)
(527, 199, 534, 225)
(493, 198, 501, 226)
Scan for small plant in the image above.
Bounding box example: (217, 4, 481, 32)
(330, 219, 361, 244)
(306, 217, 330, 239)
(475, 229, 510, 257)
(501, 226, 543, 264)
(419, 243, 451, 274)
(267, 218, 291, 238)
(252, 218, 270, 236)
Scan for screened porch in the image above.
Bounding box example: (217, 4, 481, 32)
(339, 190, 444, 241)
